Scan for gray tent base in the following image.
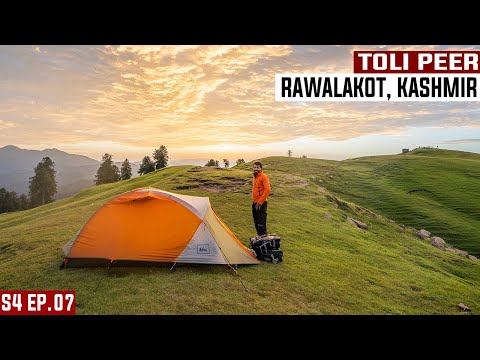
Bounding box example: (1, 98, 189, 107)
(60, 258, 252, 269)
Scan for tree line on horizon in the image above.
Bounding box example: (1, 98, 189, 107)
(0, 145, 170, 213)
(94, 145, 169, 185)
(0, 145, 275, 214)
(204, 151, 307, 166)
(205, 158, 245, 168)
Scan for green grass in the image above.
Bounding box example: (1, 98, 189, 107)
(292, 148, 480, 257)
(1, 154, 479, 314)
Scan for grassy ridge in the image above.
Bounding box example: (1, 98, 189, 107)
(306, 149, 480, 257)
(0, 155, 479, 314)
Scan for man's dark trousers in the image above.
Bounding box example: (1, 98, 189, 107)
(252, 201, 268, 236)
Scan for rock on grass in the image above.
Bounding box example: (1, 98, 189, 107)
(430, 236, 446, 250)
(457, 303, 471, 312)
(346, 217, 368, 230)
(415, 229, 431, 239)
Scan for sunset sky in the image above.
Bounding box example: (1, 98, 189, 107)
(1, 45, 480, 163)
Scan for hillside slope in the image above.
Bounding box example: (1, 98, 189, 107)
(0, 160, 479, 314)
(292, 148, 480, 257)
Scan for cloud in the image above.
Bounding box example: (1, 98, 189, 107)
(441, 139, 480, 144)
(0, 120, 15, 130)
(2, 45, 480, 158)
(32, 45, 47, 54)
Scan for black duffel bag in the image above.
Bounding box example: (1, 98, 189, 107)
(249, 233, 283, 264)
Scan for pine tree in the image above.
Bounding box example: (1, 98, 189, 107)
(19, 194, 30, 210)
(0, 188, 30, 212)
(9, 191, 20, 211)
(0, 188, 8, 213)
(94, 153, 120, 185)
(29, 157, 57, 207)
(120, 159, 132, 180)
(138, 156, 155, 175)
(153, 145, 169, 169)
(223, 159, 229, 168)
(205, 159, 218, 167)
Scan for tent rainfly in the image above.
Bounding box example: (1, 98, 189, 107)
(62, 187, 260, 267)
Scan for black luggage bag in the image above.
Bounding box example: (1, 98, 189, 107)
(249, 234, 283, 264)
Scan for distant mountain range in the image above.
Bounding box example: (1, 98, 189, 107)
(0, 145, 140, 199)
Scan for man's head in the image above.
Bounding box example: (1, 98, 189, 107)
(253, 161, 263, 175)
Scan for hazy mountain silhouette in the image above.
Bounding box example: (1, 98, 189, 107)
(0, 145, 139, 198)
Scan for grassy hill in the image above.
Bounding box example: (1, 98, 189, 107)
(304, 148, 480, 257)
(0, 155, 479, 314)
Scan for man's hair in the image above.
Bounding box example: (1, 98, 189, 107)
(253, 161, 262, 167)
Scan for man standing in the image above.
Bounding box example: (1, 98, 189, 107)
(252, 161, 271, 236)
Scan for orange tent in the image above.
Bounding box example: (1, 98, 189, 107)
(62, 188, 260, 267)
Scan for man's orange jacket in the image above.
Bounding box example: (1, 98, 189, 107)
(252, 172, 271, 205)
